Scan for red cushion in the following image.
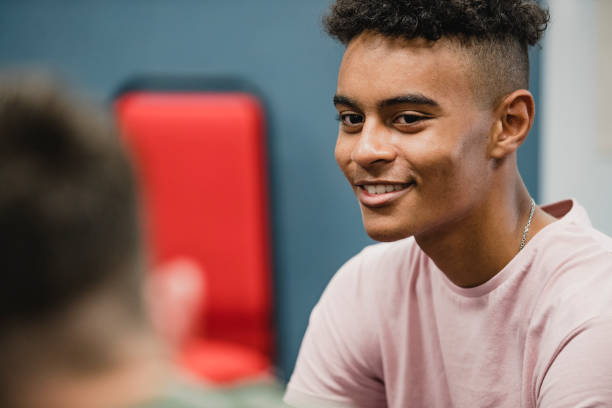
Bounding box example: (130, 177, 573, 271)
(115, 92, 273, 382)
(179, 339, 270, 384)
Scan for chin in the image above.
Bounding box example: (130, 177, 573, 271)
(363, 221, 414, 242)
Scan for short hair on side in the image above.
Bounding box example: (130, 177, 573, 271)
(0, 73, 146, 394)
(324, 0, 550, 105)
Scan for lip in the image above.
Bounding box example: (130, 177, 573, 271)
(355, 182, 415, 207)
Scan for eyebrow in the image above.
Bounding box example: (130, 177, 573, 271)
(378, 94, 439, 109)
(333, 93, 440, 110)
(333, 94, 360, 109)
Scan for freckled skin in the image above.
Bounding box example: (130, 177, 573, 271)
(334, 34, 496, 242)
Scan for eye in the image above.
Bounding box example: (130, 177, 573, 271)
(393, 114, 425, 125)
(337, 113, 364, 126)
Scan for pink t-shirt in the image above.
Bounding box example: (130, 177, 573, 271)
(285, 200, 612, 407)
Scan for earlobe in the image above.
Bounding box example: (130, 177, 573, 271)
(488, 90, 535, 160)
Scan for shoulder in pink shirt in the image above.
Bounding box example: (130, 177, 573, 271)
(285, 200, 612, 408)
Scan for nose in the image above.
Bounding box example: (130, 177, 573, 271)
(351, 119, 397, 167)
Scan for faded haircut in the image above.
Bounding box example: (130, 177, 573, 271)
(324, 0, 550, 106)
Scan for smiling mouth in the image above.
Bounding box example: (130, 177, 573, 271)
(358, 182, 414, 195)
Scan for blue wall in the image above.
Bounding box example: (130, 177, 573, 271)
(0, 0, 540, 380)
(523, 46, 542, 202)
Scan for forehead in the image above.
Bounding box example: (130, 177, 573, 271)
(337, 33, 476, 107)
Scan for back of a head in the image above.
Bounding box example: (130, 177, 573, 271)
(0, 74, 153, 407)
(324, 0, 550, 105)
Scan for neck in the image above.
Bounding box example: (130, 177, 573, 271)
(415, 173, 556, 288)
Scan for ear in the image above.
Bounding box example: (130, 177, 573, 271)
(146, 258, 206, 350)
(488, 89, 535, 160)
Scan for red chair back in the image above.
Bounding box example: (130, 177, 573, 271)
(115, 91, 273, 376)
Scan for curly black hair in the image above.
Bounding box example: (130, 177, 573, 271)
(324, 0, 548, 46)
(324, 0, 550, 104)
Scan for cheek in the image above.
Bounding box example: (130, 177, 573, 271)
(405, 130, 486, 197)
(440, 149, 488, 202)
(334, 135, 352, 174)
(421, 152, 461, 196)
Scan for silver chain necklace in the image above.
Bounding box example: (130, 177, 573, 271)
(519, 198, 536, 251)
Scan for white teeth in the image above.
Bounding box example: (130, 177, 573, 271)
(363, 184, 411, 195)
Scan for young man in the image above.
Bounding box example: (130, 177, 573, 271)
(0, 75, 165, 408)
(285, 1, 612, 407)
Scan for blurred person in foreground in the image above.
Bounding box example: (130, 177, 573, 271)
(0, 74, 288, 408)
(285, 1, 612, 407)
(0, 74, 166, 408)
